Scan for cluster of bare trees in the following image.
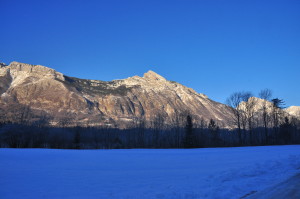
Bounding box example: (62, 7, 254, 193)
(226, 89, 298, 145)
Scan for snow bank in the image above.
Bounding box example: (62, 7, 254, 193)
(0, 145, 300, 199)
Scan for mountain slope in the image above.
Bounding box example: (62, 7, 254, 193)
(0, 61, 234, 127)
(285, 106, 300, 118)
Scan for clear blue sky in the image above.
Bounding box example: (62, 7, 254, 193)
(1, 0, 299, 106)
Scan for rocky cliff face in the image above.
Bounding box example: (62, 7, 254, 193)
(285, 106, 300, 118)
(0, 61, 235, 128)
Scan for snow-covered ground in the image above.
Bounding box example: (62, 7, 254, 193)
(248, 172, 300, 199)
(0, 145, 300, 199)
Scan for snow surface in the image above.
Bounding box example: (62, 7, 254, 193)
(1, 145, 300, 199)
(248, 173, 300, 199)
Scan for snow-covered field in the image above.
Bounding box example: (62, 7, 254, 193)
(1, 146, 300, 199)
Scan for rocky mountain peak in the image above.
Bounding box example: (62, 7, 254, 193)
(7, 61, 65, 81)
(9, 61, 52, 73)
(143, 70, 166, 81)
(285, 106, 300, 117)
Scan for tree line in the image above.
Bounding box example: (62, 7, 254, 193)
(0, 89, 299, 149)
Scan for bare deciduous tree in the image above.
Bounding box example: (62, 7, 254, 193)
(170, 110, 187, 148)
(226, 92, 245, 144)
(242, 94, 256, 144)
(259, 89, 272, 144)
(227, 91, 256, 145)
(150, 112, 166, 148)
(226, 92, 254, 143)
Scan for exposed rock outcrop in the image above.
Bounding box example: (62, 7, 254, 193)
(285, 106, 300, 117)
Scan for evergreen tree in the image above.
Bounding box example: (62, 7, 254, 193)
(208, 119, 221, 146)
(279, 117, 292, 144)
(271, 98, 285, 132)
(184, 115, 194, 148)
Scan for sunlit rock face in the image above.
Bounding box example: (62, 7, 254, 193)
(285, 106, 300, 117)
(0, 61, 234, 128)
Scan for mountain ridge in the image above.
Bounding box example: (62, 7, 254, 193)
(0, 61, 298, 128)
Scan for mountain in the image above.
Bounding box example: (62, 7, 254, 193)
(0, 61, 299, 129)
(245, 97, 300, 119)
(0, 61, 236, 128)
(285, 106, 300, 118)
